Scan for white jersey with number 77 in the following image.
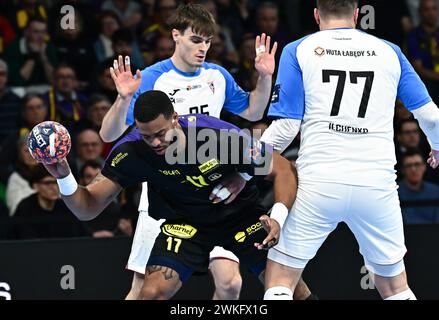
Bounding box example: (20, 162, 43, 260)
(268, 28, 432, 188)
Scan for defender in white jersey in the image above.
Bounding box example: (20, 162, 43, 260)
(100, 4, 314, 300)
(262, 0, 439, 300)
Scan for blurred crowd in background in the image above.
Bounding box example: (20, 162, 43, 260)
(0, 0, 438, 241)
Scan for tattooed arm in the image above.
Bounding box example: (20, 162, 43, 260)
(61, 172, 123, 221)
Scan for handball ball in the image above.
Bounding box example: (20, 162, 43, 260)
(28, 121, 71, 164)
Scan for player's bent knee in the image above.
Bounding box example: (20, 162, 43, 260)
(365, 259, 405, 278)
(215, 272, 242, 298)
(140, 285, 161, 300)
(125, 272, 145, 300)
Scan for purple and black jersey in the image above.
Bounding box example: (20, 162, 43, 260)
(101, 114, 272, 224)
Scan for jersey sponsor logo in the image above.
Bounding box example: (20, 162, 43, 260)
(328, 122, 369, 134)
(234, 231, 246, 243)
(169, 97, 185, 104)
(246, 221, 263, 235)
(271, 84, 280, 103)
(159, 169, 181, 176)
(324, 49, 377, 58)
(111, 152, 128, 167)
(235, 222, 263, 243)
(208, 172, 222, 181)
(314, 47, 325, 57)
(187, 84, 202, 91)
(198, 158, 220, 173)
(162, 224, 197, 239)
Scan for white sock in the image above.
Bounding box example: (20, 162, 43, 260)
(263, 286, 293, 300)
(384, 288, 417, 300)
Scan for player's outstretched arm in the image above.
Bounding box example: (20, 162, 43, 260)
(412, 102, 439, 169)
(100, 55, 142, 142)
(43, 159, 123, 220)
(265, 152, 298, 211)
(260, 118, 301, 153)
(254, 153, 297, 250)
(240, 33, 277, 122)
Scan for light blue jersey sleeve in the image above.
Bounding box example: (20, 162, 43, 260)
(385, 41, 432, 111)
(215, 65, 249, 115)
(125, 66, 164, 125)
(268, 40, 306, 120)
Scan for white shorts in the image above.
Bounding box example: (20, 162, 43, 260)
(127, 182, 239, 274)
(268, 181, 407, 270)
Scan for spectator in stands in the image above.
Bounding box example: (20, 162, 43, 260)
(407, 0, 439, 103)
(94, 11, 121, 63)
(0, 14, 16, 55)
(108, 28, 144, 71)
(0, 94, 48, 184)
(93, 63, 118, 102)
(361, 0, 412, 47)
(82, 94, 111, 132)
(206, 31, 238, 76)
(77, 94, 113, 158)
(79, 161, 132, 238)
(398, 150, 439, 224)
(5, 136, 37, 216)
(248, 1, 290, 62)
(101, 0, 142, 29)
(396, 119, 430, 161)
(4, 18, 57, 88)
(12, 165, 85, 239)
(72, 129, 103, 177)
(199, 0, 239, 64)
(52, 11, 96, 88)
(0, 59, 21, 143)
(10, 0, 48, 34)
(139, 0, 177, 63)
(151, 35, 174, 64)
(42, 64, 87, 133)
(215, 0, 250, 48)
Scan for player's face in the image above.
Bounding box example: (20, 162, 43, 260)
(174, 28, 213, 71)
(137, 114, 178, 156)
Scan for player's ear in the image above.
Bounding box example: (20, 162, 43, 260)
(172, 29, 180, 43)
(353, 8, 359, 26)
(172, 112, 178, 126)
(314, 8, 320, 25)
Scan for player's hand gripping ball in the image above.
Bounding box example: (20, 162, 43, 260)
(27, 121, 71, 164)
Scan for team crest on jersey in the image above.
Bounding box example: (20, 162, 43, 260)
(314, 47, 325, 56)
(207, 81, 215, 94)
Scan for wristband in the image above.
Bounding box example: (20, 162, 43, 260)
(270, 202, 289, 228)
(57, 172, 78, 196)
